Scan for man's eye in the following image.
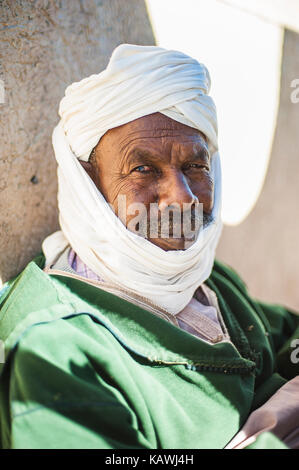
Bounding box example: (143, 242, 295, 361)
(187, 163, 209, 171)
(133, 165, 152, 173)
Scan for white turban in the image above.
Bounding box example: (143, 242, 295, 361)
(43, 44, 223, 315)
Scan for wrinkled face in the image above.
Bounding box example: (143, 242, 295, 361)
(81, 112, 214, 251)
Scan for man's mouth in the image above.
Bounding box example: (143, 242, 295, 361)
(134, 210, 214, 240)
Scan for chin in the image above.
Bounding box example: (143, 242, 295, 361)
(149, 237, 196, 251)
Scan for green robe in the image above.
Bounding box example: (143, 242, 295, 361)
(0, 254, 298, 449)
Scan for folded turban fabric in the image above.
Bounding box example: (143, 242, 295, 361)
(43, 44, 223, 315)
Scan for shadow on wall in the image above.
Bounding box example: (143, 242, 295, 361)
(0, 0, 155, 286)
(217, 29, 299, 312)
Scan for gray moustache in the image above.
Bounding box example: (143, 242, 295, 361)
(134, 212, 214, 239)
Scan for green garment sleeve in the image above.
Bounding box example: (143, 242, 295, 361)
(2, 324, 153, 449)
(254, 300, 299, 380)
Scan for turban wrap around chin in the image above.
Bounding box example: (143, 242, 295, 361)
(43, 43, 223, 315)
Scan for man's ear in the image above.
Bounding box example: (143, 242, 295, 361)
(79, 160, 95, 181)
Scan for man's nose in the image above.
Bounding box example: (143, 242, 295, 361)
(158, 171, 198, 211)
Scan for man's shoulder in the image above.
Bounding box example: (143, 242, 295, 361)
(0, 253, 95, 365)
(211, 258, 248, 295)
(0, 254, 122, 382)
(0, 252, 60, 322)
(0, 252, 46, 306)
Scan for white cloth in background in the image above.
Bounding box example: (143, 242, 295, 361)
(42, 44, 223, 316)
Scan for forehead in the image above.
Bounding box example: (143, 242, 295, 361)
(99, 112, 207, 152)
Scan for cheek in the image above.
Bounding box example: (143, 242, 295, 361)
(110, 177, 158, 221)
(190, 174, 214, 212)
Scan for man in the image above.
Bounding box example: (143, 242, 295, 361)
(0, 44, 298, 449)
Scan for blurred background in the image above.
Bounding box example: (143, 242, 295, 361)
(1, 0, 299, 311)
